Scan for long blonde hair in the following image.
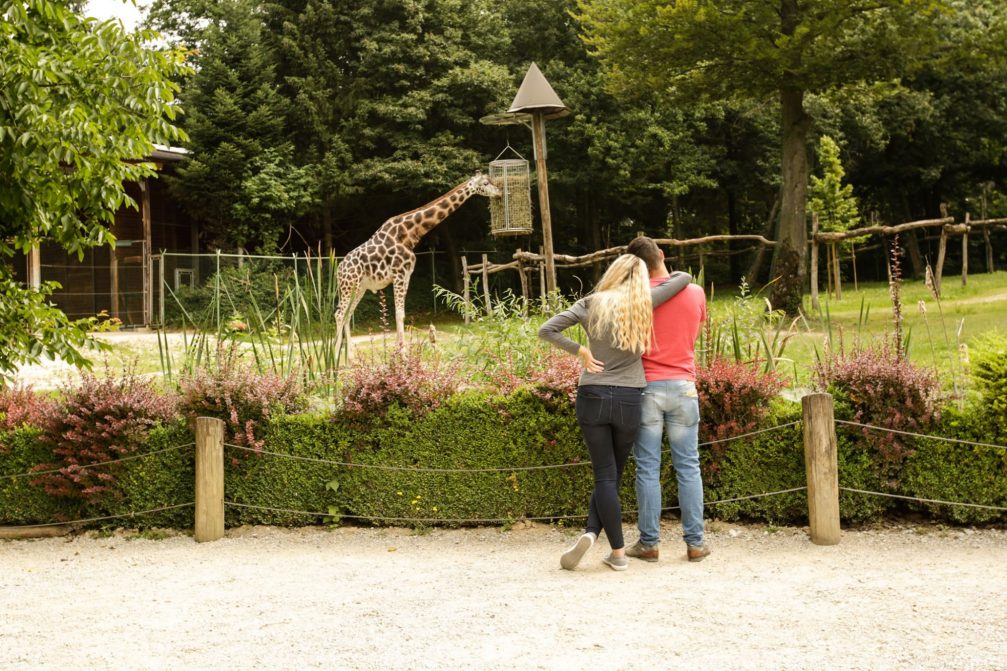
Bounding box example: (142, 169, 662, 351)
(587, 254, 653, 354)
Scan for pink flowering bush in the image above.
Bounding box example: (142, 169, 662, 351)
(814, 343, 940, 469)
(338, 344, 462, 420)
(697, 358, 785, 442)
(489, 347, 580, 406)
(177, 361, 305, 455)
(0, 385, 55, 438)
(33, 373, 176, 502)
(696, 358, 785, 479)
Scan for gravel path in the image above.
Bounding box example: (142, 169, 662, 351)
(2, 521, 1005, 670)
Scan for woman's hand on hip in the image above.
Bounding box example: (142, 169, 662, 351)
(577, 346, 604, 373)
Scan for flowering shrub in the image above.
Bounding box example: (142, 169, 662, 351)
(338, 344, 462, 420)
(177, 360, 304, 454)
(696, 359, 785, 480)
(489, 347, 580, 406)
(697, 358, 785, 442)
(814, 343, 940, 470)
(32, 373, 176, 502)
(0, 385, 54, 437)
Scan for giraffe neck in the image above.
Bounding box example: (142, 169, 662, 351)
(379, 181, 475, 249)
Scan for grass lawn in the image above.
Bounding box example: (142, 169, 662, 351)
(754, 270, 1007, 388)
(24, 270, 1005, 395)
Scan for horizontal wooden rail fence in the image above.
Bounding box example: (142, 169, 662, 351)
(462, 211, 1005, 315)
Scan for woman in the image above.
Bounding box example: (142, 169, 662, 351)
(539, 255, 691, 571)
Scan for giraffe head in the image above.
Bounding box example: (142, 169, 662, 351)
(468, 172, 502, 199)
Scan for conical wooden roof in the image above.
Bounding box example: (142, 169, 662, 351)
(507, 62, 569, 119)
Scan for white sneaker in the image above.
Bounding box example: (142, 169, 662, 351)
(602, 554, 628, 571)
(560, 532, 595, 570)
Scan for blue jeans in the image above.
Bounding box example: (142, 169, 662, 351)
(633, 379, 704, 547)
(575, 385, 643, 550)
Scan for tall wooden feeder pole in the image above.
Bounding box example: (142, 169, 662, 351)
(481, 63, 569, 294)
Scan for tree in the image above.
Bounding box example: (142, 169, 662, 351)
(809, 136, 859, 234)
(0, 0, 187, 380)
(152, 0, 312, 252)
(577, 0, 947, 313)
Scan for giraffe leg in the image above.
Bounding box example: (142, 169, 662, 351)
(344, 290, 365, 359)
(392, 272, 411, 347)
(334, 281, 361, 364)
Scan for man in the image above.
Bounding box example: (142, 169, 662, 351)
(625, 236, 710, 562)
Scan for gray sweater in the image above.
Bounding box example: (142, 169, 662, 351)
(537, 272, 692, 388)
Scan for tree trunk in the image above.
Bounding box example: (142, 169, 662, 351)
(769, 86, 811, 315)
(321, 204, 334, 254)
(745, 190, 781, 285)
(727, 188, 740, 283)
(435, 229, 462, 293)
(905, 229, 924, 279)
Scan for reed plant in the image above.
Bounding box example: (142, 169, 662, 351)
(157, 250, 342, 395)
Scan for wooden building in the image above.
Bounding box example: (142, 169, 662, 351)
(13, 146, 196, 327)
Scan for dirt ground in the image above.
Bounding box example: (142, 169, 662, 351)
(1, 521, 1005, 671)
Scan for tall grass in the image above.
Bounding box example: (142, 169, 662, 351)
(157, 250, 342, 394)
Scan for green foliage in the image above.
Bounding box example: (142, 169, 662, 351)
(700, 278, 796, 373)
(576, 0, 946, 103)
(0, 427, 76, 524)
(104, 424, 196, 528)
(333, 391, 593, 527)
(224, 415, 354, 526)
(162, 0, 311, 252)
(577, 0, 952, 313)
(900, 406, 1007, 524)
(969, 332, 1007, 436)
(0, 0, 187, 379)
(2, 374, 1005, 529)
(809, 136, 860, 235)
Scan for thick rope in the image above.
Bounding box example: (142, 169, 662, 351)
(840, 487, 1007, 512)
(0, 443, 196, 481)
(224, 488, 805, 525)
(3, 502, 196, 529)
(835, 420, 1007, 451)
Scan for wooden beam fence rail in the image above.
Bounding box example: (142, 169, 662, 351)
(811, 214, 1006, 307)
(460, 235, 779, 316)
(461, 214, 1003, 316)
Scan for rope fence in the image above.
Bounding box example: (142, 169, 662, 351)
(3, 400, 1005, 540)
(838, 488, 1007, 513)
(222, 421, 802, 475)
(225, 486, 809, 526)
(0, 443, 195, 481)
(6, 503, 195, 530)
(836, 419, 1007, 451)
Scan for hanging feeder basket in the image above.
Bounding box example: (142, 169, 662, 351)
(488, 146, 533, 237)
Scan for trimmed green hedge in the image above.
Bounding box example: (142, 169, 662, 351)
(1, 390, 1005, 530)
(0, 427, 76, 524)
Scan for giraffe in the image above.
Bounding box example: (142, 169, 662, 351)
(334, 173, 501, 359)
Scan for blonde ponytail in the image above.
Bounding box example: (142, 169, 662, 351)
(587, 254, 653, 354)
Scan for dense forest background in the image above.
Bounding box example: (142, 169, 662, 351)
(147, 0, 1007, 295)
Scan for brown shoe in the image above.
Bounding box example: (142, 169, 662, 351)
(625, 540, 659, 562)
(686, 544, 711, 562)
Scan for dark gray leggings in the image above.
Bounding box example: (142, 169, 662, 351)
(575, 384, 643, 550)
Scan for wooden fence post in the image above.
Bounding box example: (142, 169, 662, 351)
(935, 225, 948, 295)
(810, 213, 820, 311)
(481, 253, 492, 316)
(195, 417, 225, 543)
(538, 246, 547, 307)
(832, 243, 842, 301)
(961, 213, 970, 287)
(801, 393, 841, 545)
(461, 256, 471, 325)
(516, 249, 529, 317)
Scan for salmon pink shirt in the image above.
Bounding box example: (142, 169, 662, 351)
(643, 278, 706, 382)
